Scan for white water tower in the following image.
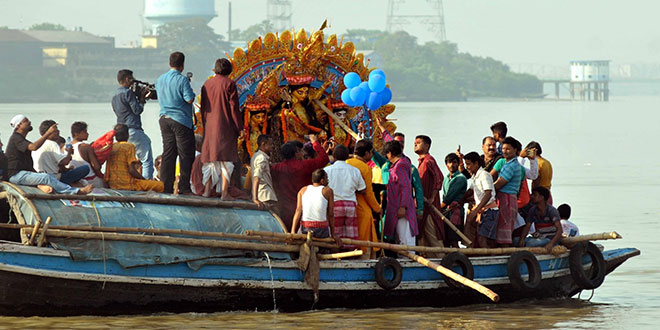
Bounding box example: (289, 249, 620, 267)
(144, 0, 216, 32)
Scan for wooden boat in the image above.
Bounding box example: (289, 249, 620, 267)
(0, 183, 639, 316)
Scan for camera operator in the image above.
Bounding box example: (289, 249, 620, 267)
(155, 52, 196, 194)
(111, 69, 154, 180)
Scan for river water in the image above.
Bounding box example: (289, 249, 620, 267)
(0, 91, 657, 328)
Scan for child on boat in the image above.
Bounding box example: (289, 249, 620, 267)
(558, 203, 580, 237)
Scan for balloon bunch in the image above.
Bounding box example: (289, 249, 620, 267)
(341, 70, 393, 111)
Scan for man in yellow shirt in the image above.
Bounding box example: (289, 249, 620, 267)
(346, 140, 381, 259)
(105, 124, 164, 192)
(526, 141, 553, 203)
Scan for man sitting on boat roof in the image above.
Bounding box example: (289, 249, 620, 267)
(5, 115, 93, 195)
(105, 124, 164, 193)
(32, 119, 89, 186)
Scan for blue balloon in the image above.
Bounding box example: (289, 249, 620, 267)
(368, 74, 386, 93)
(343, 72, 361, 89)
(367, 91, 382, 110)
(359, 81, 370, 92)
(341, 89, 355, 106)
(350, 86, 367, 105)
(379, 87, 392, 105)
(369, 69, 386, 81)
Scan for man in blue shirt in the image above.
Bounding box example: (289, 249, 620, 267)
(155, 52, 196, 194)
(112, 69, 154, 180)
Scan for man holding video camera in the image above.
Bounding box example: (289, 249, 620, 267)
(112, 69, 154, 180)
(155, 52, 196, 194)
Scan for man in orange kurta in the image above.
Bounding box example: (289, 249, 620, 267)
(346, 140, 381, 259)
(105, 124, 164, 192)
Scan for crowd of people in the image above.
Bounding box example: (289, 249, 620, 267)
(0, 51, 581, 258)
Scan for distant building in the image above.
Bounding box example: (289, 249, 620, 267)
(0, 29, 167, 89)
(569, 60, 610, 101)
(570, 60, 610, 82)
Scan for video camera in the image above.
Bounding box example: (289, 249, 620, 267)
(130, 79, 157, 102)
(129, 72, 193, 103)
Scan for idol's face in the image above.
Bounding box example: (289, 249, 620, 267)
(334, 110, 347, 121)
(251, 112, 266, 125)
(292, 87, 309, 101)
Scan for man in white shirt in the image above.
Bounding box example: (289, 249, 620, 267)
(463, 152, 499, 248)
(32, 120, 89, 185)
(324, 145, 366, 246)
(250, 134, 278, 213)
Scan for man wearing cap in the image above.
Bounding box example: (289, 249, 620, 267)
(5, 115, 93, 195)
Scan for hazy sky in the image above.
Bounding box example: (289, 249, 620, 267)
(2, 0, 659, 68)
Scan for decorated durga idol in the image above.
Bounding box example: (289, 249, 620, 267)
(202, 22, 397, 163)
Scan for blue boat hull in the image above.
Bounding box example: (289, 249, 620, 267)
(0, 243, 639, 316)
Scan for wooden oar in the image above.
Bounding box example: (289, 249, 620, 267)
(422, 198, 472, 246)
(399, 251, 499, 302)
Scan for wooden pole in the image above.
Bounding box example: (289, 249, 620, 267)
(26, 228, 300, 253)
(246, 231, 567, 255)
(36, 216, 52, 247)
(4, 223, 274, 241)
(423, 198, 472, 246)
(312, 99, 359, 140)
(399, 251, 499, 302)
(22, 193, 261, 210)
(562, 232, 622, 244)
(317, 249, 363, 260)
(27, 219, 42, 246)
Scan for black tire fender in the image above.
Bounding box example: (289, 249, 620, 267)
(569, 242, 606, 290)
(440, 252, 474, 287)
(374, 257, 403, 290)
(507, 251, 542, 291)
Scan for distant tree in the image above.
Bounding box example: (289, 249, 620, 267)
(158, 19, 229, 54)
(358, 30, 542, 100)
(343, 29, 388, 49)
(0, 26, 9, 30)
(28, 23, 67, 31)
(157, 19, 231, 81)
(230, 20, 275, 41)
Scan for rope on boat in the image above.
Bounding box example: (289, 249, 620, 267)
(92, 198, 108, 289)
(577, 289, 595, 301)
